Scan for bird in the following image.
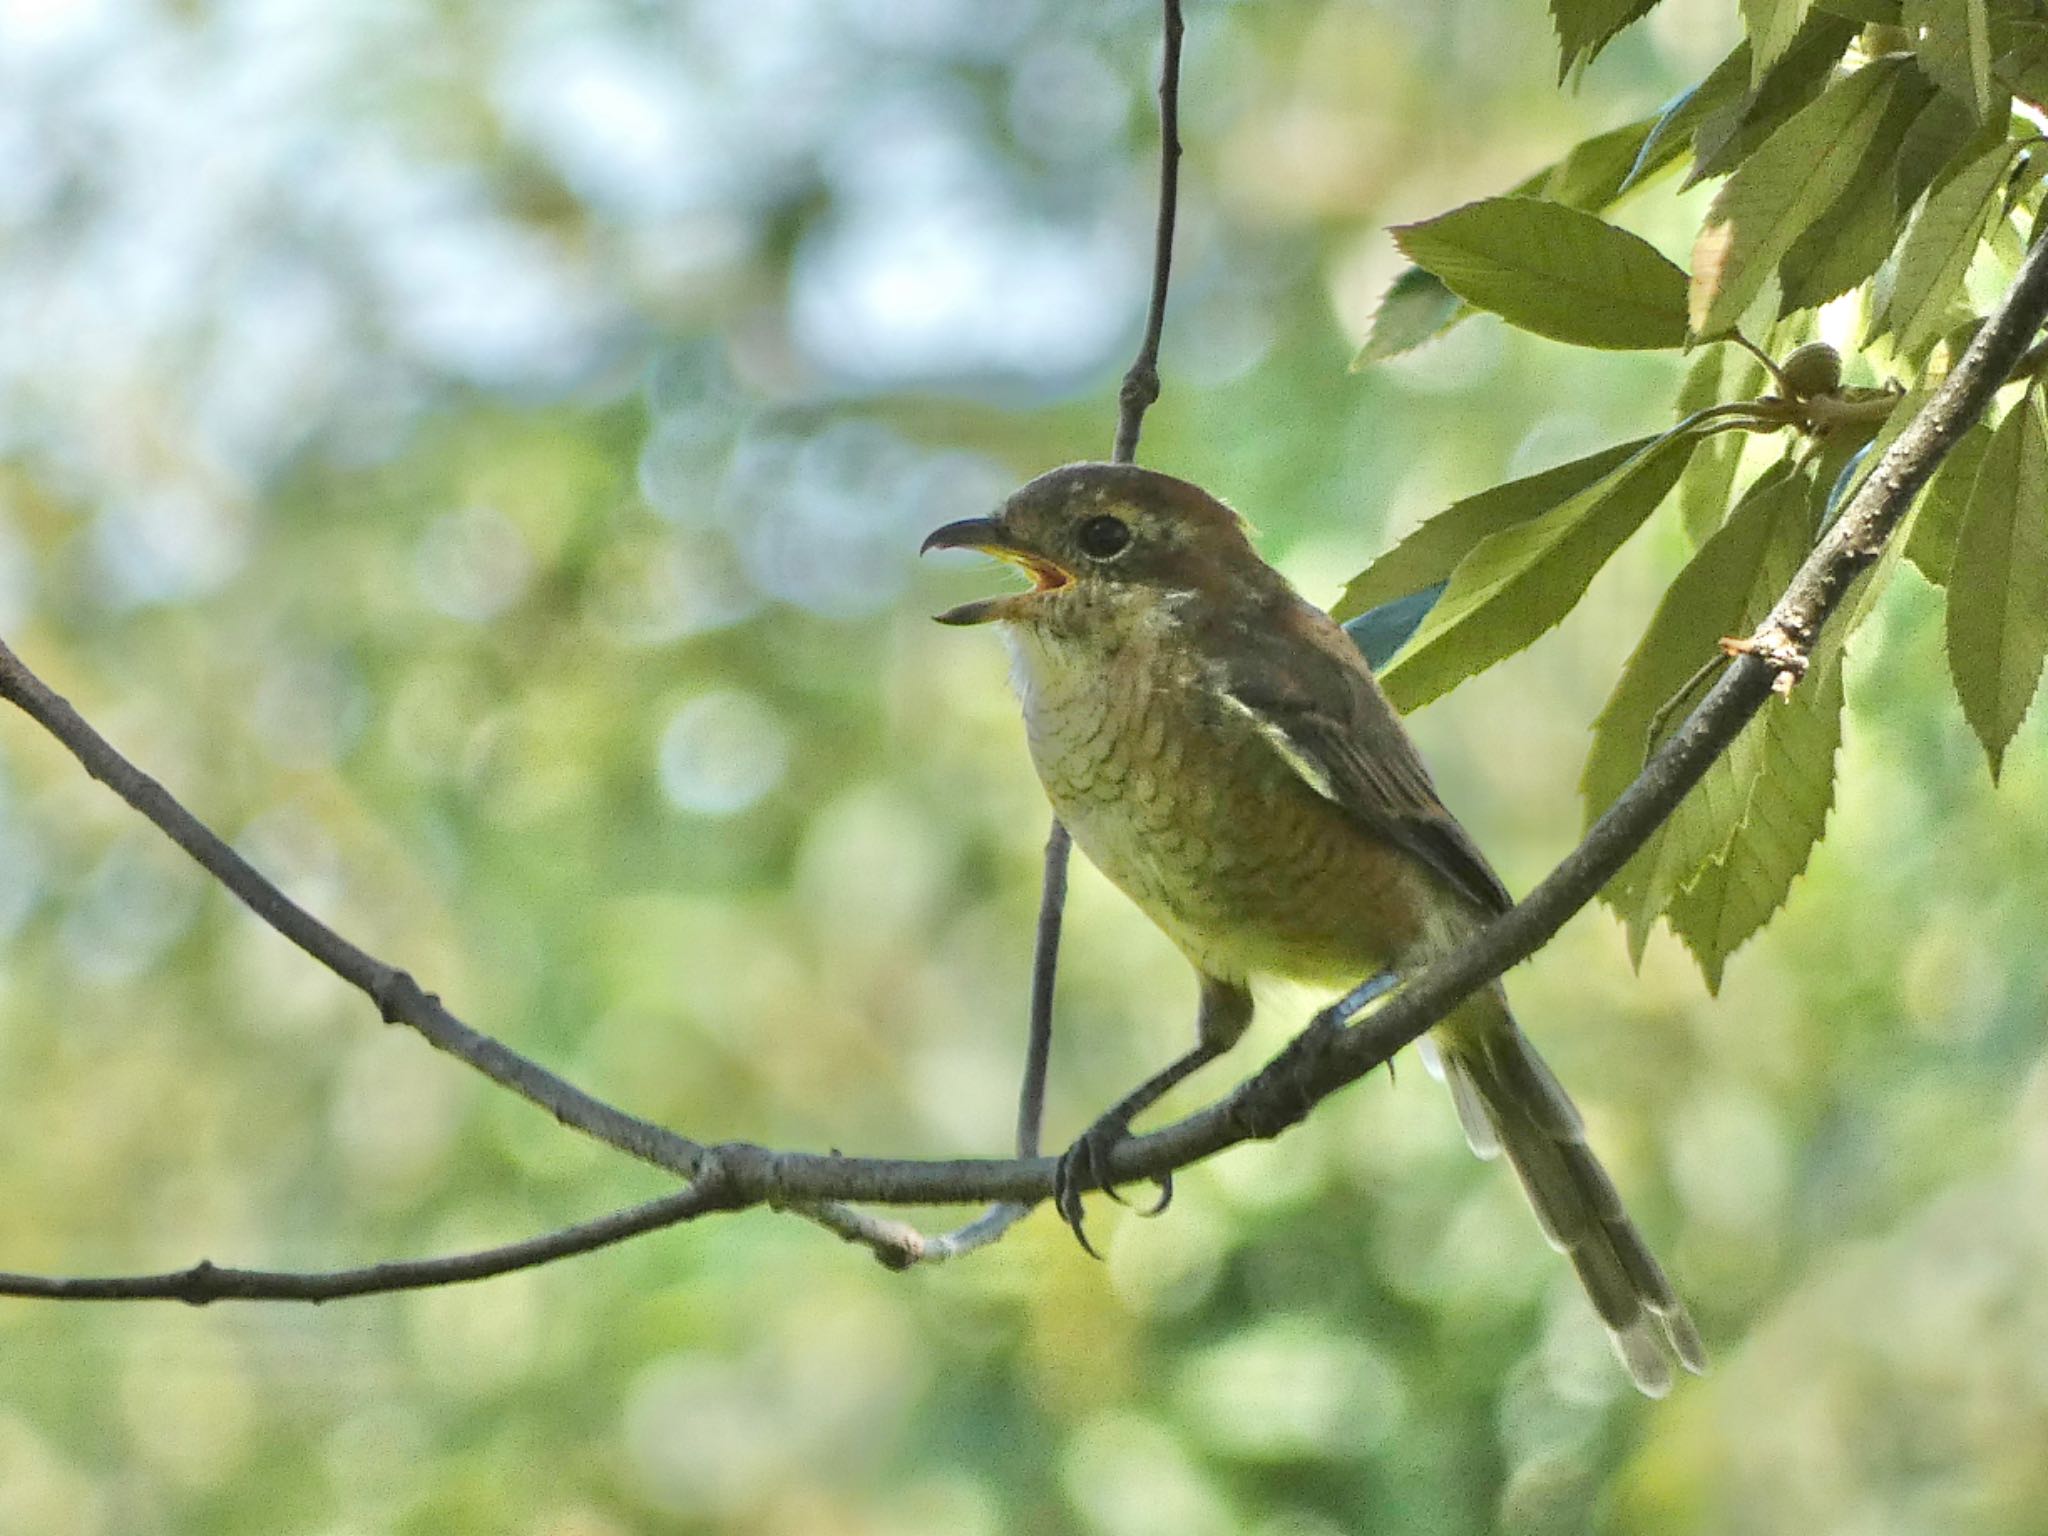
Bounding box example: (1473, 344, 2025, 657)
(920, 460, 1703, 1396)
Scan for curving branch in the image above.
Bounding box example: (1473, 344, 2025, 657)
(7, 58, 2047, 1305)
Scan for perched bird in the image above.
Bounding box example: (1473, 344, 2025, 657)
(922, 461, 1703, 1395)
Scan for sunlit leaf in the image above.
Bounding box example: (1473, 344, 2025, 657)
(1672, 345, 1766, 546)
(1906, 0, 1995, 120)
(1528, 115, 1668, 208)
(1893, 88, 1985, 212)
(1352, 267, 1461, 368)
(1333, 438, 1655, 622)
(1903, 419, 1992, 582)
(1691, 57, 1910, 335)
(1380, 430, 1700, 710)
(1776, 66, 1935, 312)
(1871, 135, 2016, 356)
(1945, 392, 2048, 778)
(1396, 198, 1688, 351)
(1582, 460, 1816, 956)
(1743, 0, 1815, 77)
(1664, 654, 1845, 991)
(1550, 0, 1664, 77)
(1689, 15, 1859, 187)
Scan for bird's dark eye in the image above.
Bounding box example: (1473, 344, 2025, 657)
(1075, 514, 1132, 561)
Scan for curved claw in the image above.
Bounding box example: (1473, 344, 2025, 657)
(1134, 1170, 1173, 1217)
(1051, 1113, 1136, 1257)
(1052, 1146, 1103, 1258)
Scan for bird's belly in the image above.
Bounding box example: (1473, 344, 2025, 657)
(1015, 650, 1428, 987)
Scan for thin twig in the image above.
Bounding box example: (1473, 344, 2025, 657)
(975, 0, 1186, 1256)
(0, 1181, 742, 1303)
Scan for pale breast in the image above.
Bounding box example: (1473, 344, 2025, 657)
(1004, 619, 1428, 987)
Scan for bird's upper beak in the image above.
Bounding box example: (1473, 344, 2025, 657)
(919, 517, 1074, 626)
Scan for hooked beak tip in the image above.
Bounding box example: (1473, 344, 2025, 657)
(919, 517, 1004, 557)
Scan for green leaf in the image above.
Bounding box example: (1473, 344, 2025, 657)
(1945, 392, 2048, 778)
(1358, 117, 1682, 370)
(1380, 429, 1700, 710)
(1625, 80, 1729, 195)
(1813, 0, 1897, 18)
(1583, 459, 1815, 957)
(1663, 656, 1845, 990)
(1332, 437, 1656, 621)
(1893, 87, 1986, 213)
(1904, 419, 1992, 582)
(1776, 65, 1936, 312)
(1906, 0, 1995, 120)
(1691, 57, 1911, 336)
(1872, 135, 2016, 356)
(1352, 267, 1461, 368)
(1689, 15, 1859, 187)
(1550, 0, 1664, 76)
(1396, 198, 1688, 351)
(1525, 115, 1668, 209)
(1673, 344, 1766, 546)
(1743, 0, 1815, 77)
(1581, 456, 1810, 925)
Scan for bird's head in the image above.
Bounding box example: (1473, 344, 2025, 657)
(919, 462, 1264, 629)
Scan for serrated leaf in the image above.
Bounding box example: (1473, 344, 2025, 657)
(1357, 114, 1686, 371)
(1945, 392, 2048, 778)
(1664, 657, 1845, 990)
(1551, 0, 1664, 76)
(1894, 87, 1984, 212)
(1906, 0, 1994, 120)
(1904, 418, 1991, 582)
(1397, 198, 1688, 351)
(1689, 15, 1859, 187)
(1353, 267, 1461, 368)
(1333, 437, 1656, 622)
(1673, 345, 1767, 546)
(1873, 135, 2016, 355)
(1581, 460, 1817, 956)
(1777, 65, 1936, 312)
(1691, 57, 1911, 335)
(1380, 430, 1700, 710)
(1744, 0, 1815, 77)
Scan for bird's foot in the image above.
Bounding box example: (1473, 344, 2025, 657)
(1053, 1111, 1169, 1257)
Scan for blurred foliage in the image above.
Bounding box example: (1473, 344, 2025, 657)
(0, 2, 2046, 1535)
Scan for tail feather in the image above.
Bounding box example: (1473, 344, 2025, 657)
(1436, 1016, 1704, 1395)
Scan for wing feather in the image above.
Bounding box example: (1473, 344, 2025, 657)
(1216, 599, 1512, 917)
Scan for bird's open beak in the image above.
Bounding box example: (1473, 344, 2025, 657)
(919, 517, 1074, 626)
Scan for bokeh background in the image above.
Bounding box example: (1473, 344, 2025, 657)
(3, 1, 2048, 1532)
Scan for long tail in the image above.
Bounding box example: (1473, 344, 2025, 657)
(1427, 1005, 1705, 1397)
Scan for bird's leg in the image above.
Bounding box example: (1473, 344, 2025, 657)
(1054, 976, 1252, 1255)
(1284, 968, 1403, 1106)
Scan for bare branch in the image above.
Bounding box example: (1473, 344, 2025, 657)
(0, 1181, 740, 1303)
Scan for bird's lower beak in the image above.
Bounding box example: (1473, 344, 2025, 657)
(919, 517, 1074, 626)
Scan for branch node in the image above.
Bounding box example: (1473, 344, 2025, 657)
(1720, 628, 1809, 695)
(179, 1259, 221, 1307)
(372, 968, 429, 1025)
